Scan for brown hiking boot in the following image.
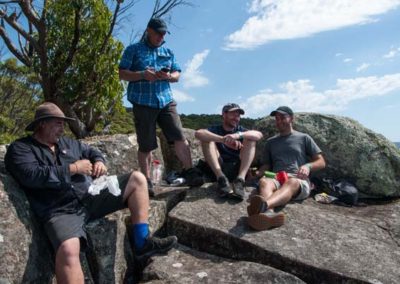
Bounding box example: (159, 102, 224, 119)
(247, 195, 268, 216)
(248, 211, 285, 231)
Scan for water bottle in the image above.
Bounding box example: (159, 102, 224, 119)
(151, 160, 163, 186)
(264, 170, 288, 185)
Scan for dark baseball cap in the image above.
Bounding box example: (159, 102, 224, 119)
(147, 18, 169, 34)
(270, 106, 294, 116)
(222, 103, 245, 115)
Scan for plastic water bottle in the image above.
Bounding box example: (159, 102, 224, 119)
(151, 160, 163, 186)
(264, 170, 288, 185)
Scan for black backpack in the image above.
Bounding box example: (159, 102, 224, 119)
(314, 178, 359, 206)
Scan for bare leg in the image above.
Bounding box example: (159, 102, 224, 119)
(201, 141, 224, 178)
(55, 238, 84, 284)
(123, 171, 149, 224)
(237, 139, 257, 180)
(264, 178, 301, 209)
(258, 177, 277, 200)
(138, 150, 151, 179)
(174, 139, 192, 169)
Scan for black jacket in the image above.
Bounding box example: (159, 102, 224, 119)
(5, 136, 105, 222)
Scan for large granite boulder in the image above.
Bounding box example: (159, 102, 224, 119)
(167, 185, 400, 283)
(142, 244, 305, 283)
(84, 134, 163, 175)
(0, 174, 54, 283)
(254, 113, 400, 197)
(159, 128, 204, 173)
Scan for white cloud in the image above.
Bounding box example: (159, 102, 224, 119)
(172, 89, 195, 102)
(335, 53, 343, 57)
(181, 49, 210, 88)
(241, 73, 400, 117)
(343, 58, 353, 63)
(383, 46, 400, 58)
(356, 63, 370, 72)
(224, 0, 400, 50)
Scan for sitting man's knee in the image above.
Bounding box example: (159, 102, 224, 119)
(130, 170, 146, 186)
(57, 238, 80, 262)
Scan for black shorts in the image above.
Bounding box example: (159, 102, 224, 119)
(197, 159, 241, 182)
(132, 101, 185, 152)
(43, 173, 131, 252)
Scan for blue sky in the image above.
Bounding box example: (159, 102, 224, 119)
(117, 0, 400, 142)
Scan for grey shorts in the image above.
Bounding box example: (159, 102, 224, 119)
(132, 101, 185, 152)
(43, 173, 131, 252)
(270, 174, 311, 201)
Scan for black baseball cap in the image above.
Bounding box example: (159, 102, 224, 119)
(222, 103, 245, 115)
(270, 106, 294, 116)
(147, 18, 169, 34)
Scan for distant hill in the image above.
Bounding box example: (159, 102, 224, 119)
(395, 142, 400, 148)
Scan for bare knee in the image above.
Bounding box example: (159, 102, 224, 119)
(124, 171, 147, 198)
(258, 177, 275, 195)
(56, 238, 80, 265)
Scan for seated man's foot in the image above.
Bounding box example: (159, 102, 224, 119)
(147, 178, 155, 197)
(217, 175, 233, 197)
(248, 211, 285, 231)
(247, 195, 268, 216)
(182, 167, 204, 187)
(232, 177, 245, 200)
(134, 235, 178, 264)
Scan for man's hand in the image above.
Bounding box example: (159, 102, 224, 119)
(73, 159, 93, 176)
(297, 164, 311, 180)
(143, 68, 158, 81)
(156, 69, 171, 81)
(223, 134, 243, 150)
(92, 161, 107, 178)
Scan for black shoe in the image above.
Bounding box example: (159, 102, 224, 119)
(134, 235, 178, 264)
(217, 175, 233, 197)
(182, 167, 204, 187)
(147, 178, 155, 197)
(232, 177, 245, 200)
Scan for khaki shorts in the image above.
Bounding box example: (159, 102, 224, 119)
(132, 101, 185, 152)
(43, 173, 131, 252)
(270, 174, 311, 201)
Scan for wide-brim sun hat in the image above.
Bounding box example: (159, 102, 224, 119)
(25, 102, 75, 131)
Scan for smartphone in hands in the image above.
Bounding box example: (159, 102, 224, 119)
(161, 67, 170, 72)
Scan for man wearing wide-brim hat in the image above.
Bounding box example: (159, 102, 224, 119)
(5, 102, 177, 283)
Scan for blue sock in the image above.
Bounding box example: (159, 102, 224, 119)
(132, 223, 149, 250)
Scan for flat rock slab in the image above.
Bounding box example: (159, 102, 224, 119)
(168, 184, 400, 283)
(142, 244, 305, 283)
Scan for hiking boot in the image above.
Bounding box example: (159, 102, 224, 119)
(247, 195, 268, 216)
(248, 211, 285, 231)
(232, 177, 245, 200)
(217, 175, 233, 197)
(134, 235, 178, 264)
(147, 178, 155, 197)
(182, 167, 204, 187)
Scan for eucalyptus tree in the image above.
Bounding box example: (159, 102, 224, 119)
(0, 0, 192, 138)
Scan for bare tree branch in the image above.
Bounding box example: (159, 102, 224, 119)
(19, 0, 41, 30)
(1, 9, 40, 50)
(0, 25, 31, 65)
(53, 5, 81, 81)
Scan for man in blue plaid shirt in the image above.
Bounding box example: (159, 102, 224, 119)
(119, 18, 203, 195)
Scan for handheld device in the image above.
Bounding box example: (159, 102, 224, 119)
(161, 67, 170, 72)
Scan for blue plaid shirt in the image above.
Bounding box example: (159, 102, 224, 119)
(119, 40, 181, 109)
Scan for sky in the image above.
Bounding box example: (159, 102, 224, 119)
(116, 0, 400, 142)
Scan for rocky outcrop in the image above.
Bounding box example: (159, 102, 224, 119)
(142, 244, 306, 283)
(167, 185, 400, 283)
(159, 128, 204, 173)
(254, 114, 400, 197)
(84, 134, 163, 175)
(0, 174, 54, 283)
(1, 125, 400, 283)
